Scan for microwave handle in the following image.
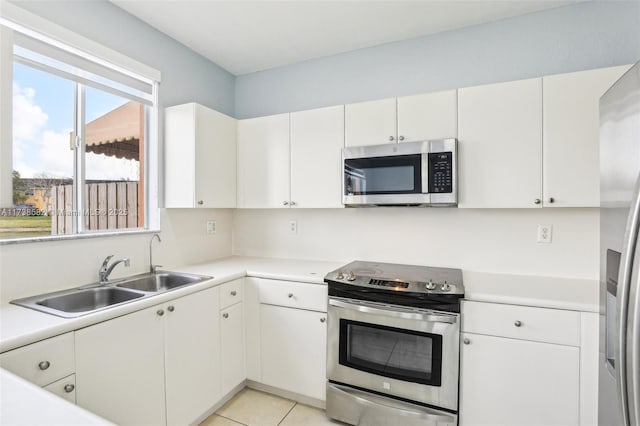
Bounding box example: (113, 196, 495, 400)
(329, 297, 457, 324)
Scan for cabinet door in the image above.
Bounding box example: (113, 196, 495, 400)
(244, 278, 261, 382)
(397, 89, 457, 142)
(543, 65, 630, 207)
(345, 98, 397, 147)
(43, 374, 76, 404)
(459, 332, 579, 426)
(290, 105, 344, 208)
(260, 304, 327, 400)
(195, 105, 237, 208)
(458, 78, 542, 208)
(165, 103, 196, 208)
(164, 287, 220, 426)
(220, 302, 245, 396)
(237, 113, 290, 208)
(75, 306, 166, 426)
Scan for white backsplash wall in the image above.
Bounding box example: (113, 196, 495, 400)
(233, 208, 598, 279)
(0, 208, 233, 303)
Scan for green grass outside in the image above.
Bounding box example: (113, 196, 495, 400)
(0, 216, 52, 238)
(0, 216, 52, 229)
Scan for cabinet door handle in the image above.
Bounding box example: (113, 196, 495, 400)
(167, 305, 175, 312)
(288, 293, 294, 298)
(38, 361, 50, 370)
(398, 135, 405, 141)
(514, 320, 523, 327)
(223, 313, 229, 319)
(231, 290, 237, 296)
(534, 198, 541, 205)
(64, 384, 75, 393)
(290, 201, 297, 206)
(197, 200, 204, 205)
(389, 136, 395, 141)
(548, 197, 555, 204)
(283, 201, 289, 206)
(320, 317, 326, 323)
(157, 309, 165, 316)
(463, 338, 470, 345)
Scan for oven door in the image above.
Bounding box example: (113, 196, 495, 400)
(327, 297, 460, 411)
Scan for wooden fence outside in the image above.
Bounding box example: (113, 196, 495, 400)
(51, 182, 139, 234)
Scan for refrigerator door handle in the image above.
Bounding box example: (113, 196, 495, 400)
(627, 246, 640, 426)
(616, 173, 640, 426)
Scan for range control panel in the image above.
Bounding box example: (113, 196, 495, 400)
(428, 152, 453, 193)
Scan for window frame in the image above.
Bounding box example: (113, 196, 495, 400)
(0, 4, 161, 244)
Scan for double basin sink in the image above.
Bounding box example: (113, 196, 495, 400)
(11, 271, 213, 318)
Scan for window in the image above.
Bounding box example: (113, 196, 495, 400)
(0, 12, 160, 241)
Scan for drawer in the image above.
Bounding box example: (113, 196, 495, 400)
(461, 301, 580, 346)
(258, 279, 327, 312)
(43, 374, 76, 404)
(0, 332, 75, 386)
(220, 279, 243, 309)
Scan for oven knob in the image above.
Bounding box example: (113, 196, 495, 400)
(347, 271, 357, 281)
(336, 271, 345, 280)
(440, 282, 451, 292)
(425, 280, 436, 290)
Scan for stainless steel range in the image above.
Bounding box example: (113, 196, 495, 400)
(324, 261, 464, 426)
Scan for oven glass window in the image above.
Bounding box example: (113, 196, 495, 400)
(339, 319, 442, 386)
(344, 154, 422, 195)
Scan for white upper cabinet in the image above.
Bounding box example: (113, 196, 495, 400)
(397, 89, 458, 142)
(290, 105, 345, 208)
(345, 90, 457, 147)
(345, 98, 397, 147)
(165, 103, 237, 208)
(458, 78, 543, 208)
(237, 113, 291, 208)
(238, 107, 345, 209)
(543, 65, 631, 207)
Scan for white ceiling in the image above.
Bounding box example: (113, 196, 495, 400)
(111, 0, 580, 76)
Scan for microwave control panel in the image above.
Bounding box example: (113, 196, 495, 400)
(428, 152, 453, 193)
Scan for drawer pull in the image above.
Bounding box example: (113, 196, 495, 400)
(463, 338, 470, 345)
(320, 317, 326, 323)
(288, 293, 294, 298)
(157, 309, 165, 316)
(38, 361, 50, 370)
(167, 305, 175, 312)
(64, 384, 75, 393)
(514, 320, 523, 327)
(223, 313, 229, 319)
(231, 290, 237, 296)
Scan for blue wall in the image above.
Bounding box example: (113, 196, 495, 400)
(11, 0, 236, 116)
(235, 1, 640, 119)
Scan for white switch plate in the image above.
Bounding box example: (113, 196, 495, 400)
(288, 220, 297, 235)
(537, 224, 552, 243)
(206, 220, 216, 234)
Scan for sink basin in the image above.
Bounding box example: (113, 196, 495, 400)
(11, 271, 213, 318)
(36, 287, 144, 313)
(116, 272, 212, 292)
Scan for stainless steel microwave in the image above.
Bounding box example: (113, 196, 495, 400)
(343, 139, 457, 207)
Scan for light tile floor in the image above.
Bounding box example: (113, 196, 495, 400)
(200, 388, 342, 426)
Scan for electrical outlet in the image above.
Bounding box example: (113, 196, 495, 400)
(289, 220, 297, 235)
(537, 224, 552, 243)
(206, 220, 216, 234)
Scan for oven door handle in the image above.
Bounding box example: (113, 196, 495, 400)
(329, 297, 458, 324)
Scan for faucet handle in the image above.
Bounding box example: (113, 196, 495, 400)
(151, 264, 163, 274)
(101, 255, 114, 270)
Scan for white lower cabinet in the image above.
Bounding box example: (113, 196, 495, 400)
(459, 300, 587, 426)
(75, 287, 220, 426)
(220, 279, 245, 396)
(260, 303, 327, 401)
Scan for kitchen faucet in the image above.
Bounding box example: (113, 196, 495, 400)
(149, 233, 162, 273)
(99, 255, 130, 283)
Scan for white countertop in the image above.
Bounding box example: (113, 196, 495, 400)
(0, 256, 598, 426)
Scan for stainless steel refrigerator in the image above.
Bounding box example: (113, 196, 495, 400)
(600, 61, 640, 426)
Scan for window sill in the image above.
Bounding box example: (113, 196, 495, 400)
(0, 228, 161, 245)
